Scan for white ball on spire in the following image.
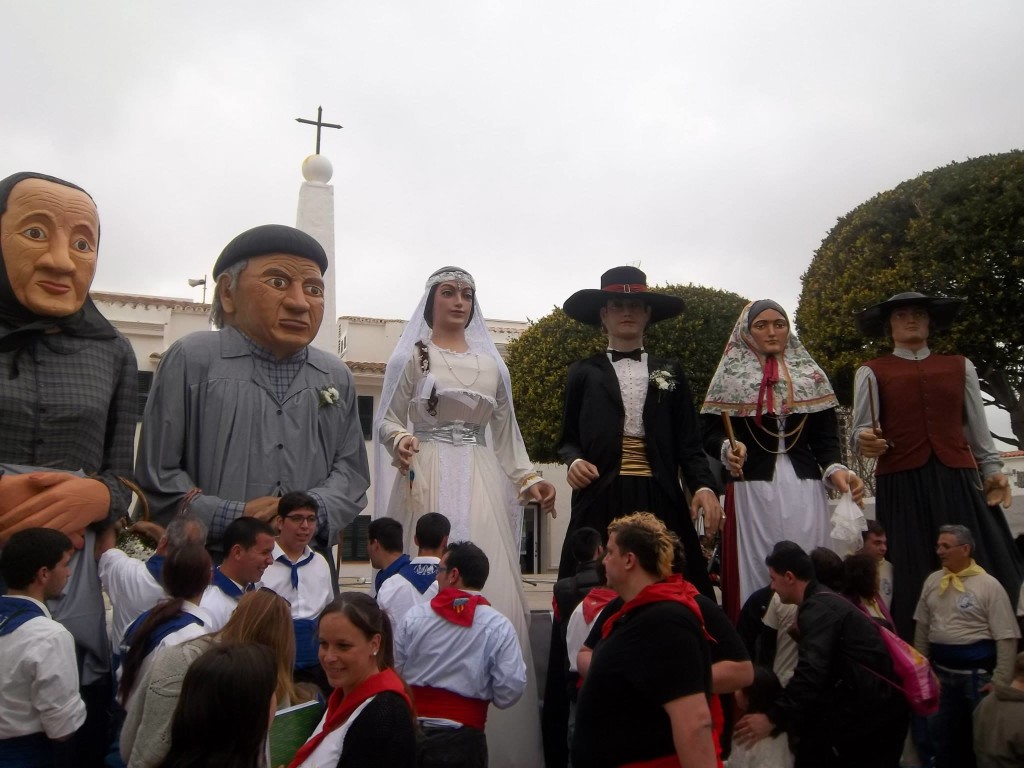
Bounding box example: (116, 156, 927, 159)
(302, 154, 333, 183)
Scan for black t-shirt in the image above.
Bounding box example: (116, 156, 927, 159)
(584, 594, 748, 665)
(572, 601, 712, 768)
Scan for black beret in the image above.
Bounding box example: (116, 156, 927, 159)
(213, 224, 328, 277)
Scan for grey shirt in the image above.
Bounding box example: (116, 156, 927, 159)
(0, 329, 137, 516)
(136, 326, 369, 545)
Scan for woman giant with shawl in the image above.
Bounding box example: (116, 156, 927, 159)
(373, 266, 554, 768)
(701, 300, 863, 619)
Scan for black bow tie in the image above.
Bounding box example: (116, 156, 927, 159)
(609, 348, 643, 362)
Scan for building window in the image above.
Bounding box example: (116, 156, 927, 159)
(340, 515, 370, 562)
(1015, 470, 1024, 489)
(357, 395, 373, 440)
(137, 371, 155, 419)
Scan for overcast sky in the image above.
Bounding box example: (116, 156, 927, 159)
(5, 1, 1022, 330)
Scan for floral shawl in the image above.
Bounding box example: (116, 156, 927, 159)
(701, 300, 837, 417)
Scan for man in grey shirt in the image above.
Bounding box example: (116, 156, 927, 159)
(137, 224, 369, 556)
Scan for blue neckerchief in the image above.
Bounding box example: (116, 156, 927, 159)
(211, 566, 247, 600)
(276, 550, 317, 590)
(398, 560, 439, 594)
(374, 553, 411, 593)
(145, 554, 165, 583)
(0, 596, 45, 637)
(293, 618, 319, 669)
(121, 608, 204, 658)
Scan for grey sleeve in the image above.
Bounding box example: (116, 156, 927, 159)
(308, 368, 370, 541)
(850, 366, 878, 455)
(135, 342, 233, 527)
(962, 358, 1003, 478)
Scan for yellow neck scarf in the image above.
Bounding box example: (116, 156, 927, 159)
(939, 559, 986, 594)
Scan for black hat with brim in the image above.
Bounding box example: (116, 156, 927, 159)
(854, 291, 963, 337)
(213, 224, 328, 277)
(563, 266, 685, 326)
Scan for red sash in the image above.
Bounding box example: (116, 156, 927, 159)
(582, 587, 618, 624)
(287, 668, 411, 768)
(755, 354, 779, 427)
(601, 578, 711, 641)
(411, 685, 489, 730)
(619, 756, 681, 767)
(430, 588, 490, 627)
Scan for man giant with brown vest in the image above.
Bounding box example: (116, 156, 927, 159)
(851, 292, 1023, 640)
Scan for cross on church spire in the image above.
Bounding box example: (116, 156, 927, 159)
(295, 106, 343, 155)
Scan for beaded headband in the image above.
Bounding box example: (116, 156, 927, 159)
(425, 268, 475, 291)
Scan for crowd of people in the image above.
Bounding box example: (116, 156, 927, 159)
(1, 168, 1024, 767)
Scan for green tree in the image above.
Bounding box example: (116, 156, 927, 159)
(507, 284, 749, 463)
(795, 150, 1024, 446)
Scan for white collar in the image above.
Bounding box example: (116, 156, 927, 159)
(893, 345, 931, 361)
(410, 556, 441, 565)
(6, 594, 51, 618)
(272, 542, 314, 563)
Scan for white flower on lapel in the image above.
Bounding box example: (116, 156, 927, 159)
(650, 369, 677, 392)
(318, 385, 341, 408)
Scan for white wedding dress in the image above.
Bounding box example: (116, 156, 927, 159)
(379, 343, 544, 768)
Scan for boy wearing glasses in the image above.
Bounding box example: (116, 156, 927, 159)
(261, 491, 334, 691)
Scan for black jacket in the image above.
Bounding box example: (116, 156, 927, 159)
(700, 409, 843, 484)
(558, 353, 720, 514)
(768, 582, 907, 739)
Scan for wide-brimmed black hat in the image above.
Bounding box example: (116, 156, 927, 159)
(854, 291, 963, 337)
(563, 266, 684, 326)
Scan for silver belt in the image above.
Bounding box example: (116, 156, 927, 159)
(414, 421, 487, 447)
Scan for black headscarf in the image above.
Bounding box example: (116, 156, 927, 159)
(0, 172, 117, 368)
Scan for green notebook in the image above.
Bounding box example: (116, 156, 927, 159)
(269, 699, 325, 768)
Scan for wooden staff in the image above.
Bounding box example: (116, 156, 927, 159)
(868, 385, 878, 430)
(721, 412, 743, 479)
(867, 385, 894, 448)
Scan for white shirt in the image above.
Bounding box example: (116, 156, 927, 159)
(376, 556, 441, 628)
(763, 592, 799, 686)
(261, 544, 334, 621)
(0, 596, 87, 740)
(395, 593, 526, 721)
(878, 559, 894, 610)
(121, 601, 212, 708)
(914, 570, 1020, 646)
(565, 601, 597, 673)
(293, 698, 374, 768)
(609, 352, 648, 438)
(200, 573, 255, 632)
(98, 548, 164, 649)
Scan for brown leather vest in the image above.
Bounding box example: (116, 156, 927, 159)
(864, 354, 976, 475)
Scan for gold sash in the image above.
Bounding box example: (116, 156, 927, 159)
(620, 436, 652, 477)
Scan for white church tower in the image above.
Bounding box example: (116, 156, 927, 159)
(295, 106, 342, 357)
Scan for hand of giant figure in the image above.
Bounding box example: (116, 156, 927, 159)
(0, 174, 124, 547)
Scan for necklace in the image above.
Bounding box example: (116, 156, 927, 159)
(747, 414, 808, 455)
(434, 345, 481, 388)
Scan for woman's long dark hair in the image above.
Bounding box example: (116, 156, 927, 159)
(157, 643, 277, 768)
(118, 543, 212, 702)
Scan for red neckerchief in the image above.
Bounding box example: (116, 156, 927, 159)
(582, 587, 618, 624)
(287, 667, 411, 768)
(602, 576, 712, 641)
(430, 587, 490, 627)
(755, 354, 779, 427)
